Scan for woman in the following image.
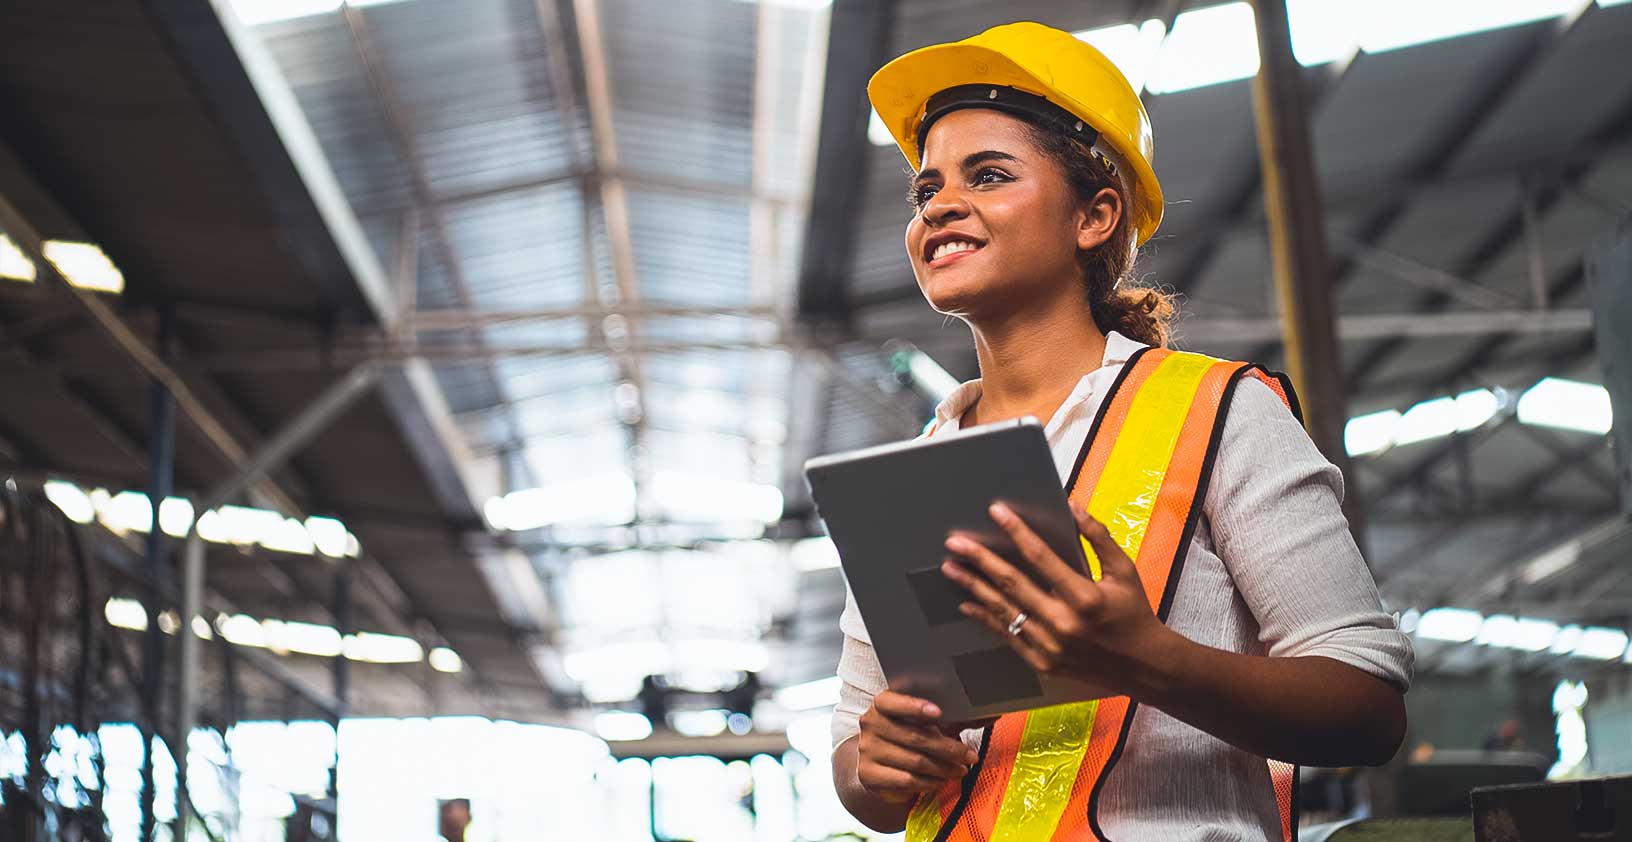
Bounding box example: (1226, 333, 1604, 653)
(829, 22, 1413, 841)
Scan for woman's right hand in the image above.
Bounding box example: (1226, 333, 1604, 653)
(856, 690, 980, 803)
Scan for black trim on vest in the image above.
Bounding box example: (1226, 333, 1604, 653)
(1087, 362, 1266, 841)
(931, 721, 995, 842)
(1065, 346, 1154, 495)
(936, 345, 1152, 839)
(1289, 764, 1302, 839)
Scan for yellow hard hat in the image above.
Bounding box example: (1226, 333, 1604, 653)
(868, 21, 1164, 245)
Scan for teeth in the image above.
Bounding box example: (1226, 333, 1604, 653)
(931, 240, 979, 261)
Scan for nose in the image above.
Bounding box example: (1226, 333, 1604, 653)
(920, 184, 969, 228)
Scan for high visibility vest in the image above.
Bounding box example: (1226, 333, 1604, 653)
(906, 347, 1302, 842)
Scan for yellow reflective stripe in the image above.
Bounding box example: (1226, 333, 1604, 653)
(986, 352, 1214, 841)
(988, 700, 1099, 840)
(1079, 352, 1215, 576)
(906, 789, 945, 841)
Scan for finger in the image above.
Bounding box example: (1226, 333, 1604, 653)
(944, 557, 1069, 653)
(866, 739, 970, 781)
(989, 501, 1091, 592)
(1074, 508, 1141, 584)
(868, 714, 979, 767)
(944, 533, 1052, 615)
(859, 763, 948, 799)
(959, 601, 1056, 675)
(871, 690, 944, 725)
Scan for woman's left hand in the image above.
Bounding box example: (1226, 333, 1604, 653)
(941, 501, 1177, 696)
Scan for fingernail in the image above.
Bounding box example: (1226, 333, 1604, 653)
(944, 535, 970, 552)
(923, 702, 941, 718)
(989, 502, 1012, 522)
(966, 751, 979, 765)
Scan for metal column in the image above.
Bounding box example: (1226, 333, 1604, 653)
(329, 566, 352, 801)
(175, 364, 378, 836)
(140, 315, 175, 842)
(1249, 0, 1368, 548)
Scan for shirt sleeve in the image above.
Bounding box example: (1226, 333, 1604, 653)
(832, 628, 888, 750)
(1203, 376, 1415, 690)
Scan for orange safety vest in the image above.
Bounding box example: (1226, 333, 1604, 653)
(906, 347, 1302, 842)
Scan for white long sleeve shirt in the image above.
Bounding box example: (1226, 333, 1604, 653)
(831, 331, 1414, 841)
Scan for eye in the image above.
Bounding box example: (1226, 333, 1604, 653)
(971, 167, 1012, 187)
(908, 182, 940, 208)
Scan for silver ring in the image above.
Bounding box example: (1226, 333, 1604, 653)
(1006, 611, 1029, 637)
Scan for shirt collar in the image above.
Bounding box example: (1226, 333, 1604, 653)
(931, 330, 1146, 428)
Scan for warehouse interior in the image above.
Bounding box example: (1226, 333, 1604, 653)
(1, 0, 1630, 839)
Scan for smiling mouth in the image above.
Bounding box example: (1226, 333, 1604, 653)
(927, 239, 984, 266)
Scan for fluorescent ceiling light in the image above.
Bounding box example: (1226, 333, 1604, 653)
(485, 473, 636, 531)
(1511, 618, 1560, 653)
(344, 632, 423, 663)
(789, 536, 840, 572)
(651, 472, 784, 525)
(594, 711, 653, 742)
(42, 241, 124, 294)
(1073, 19, 1167, 94)
(1573, 627, 1630, 660)
(1417, 607, 1483, 642)
(1455, 389, 1500, 432)
(1475, 614, 1518, 647)
(305, 516, 349, 558)
(105, 598, 148, 631)
(1517, 377, 1613, 435)
(1147, 2, 1261, 95)
(1345, 409, 1400, 456)
(220, 614, 269, 648)
(263, 620, 343, 658)
(774, 676, 841, 711)
(44, 481, 95, 524)
(261, 517, 317, 555)
(670, 709, 728, 738)
(428, 647, 463, 674)
(1550, 624, 1583, 655)
(867, 108, 895, 147)
(1395, 396, 1460, 446)
(0, 234, 35, 282)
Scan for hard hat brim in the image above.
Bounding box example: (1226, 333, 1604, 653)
(868, 41, 1164, 245)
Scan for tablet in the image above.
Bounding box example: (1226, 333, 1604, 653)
(804, 418, 1101, 722)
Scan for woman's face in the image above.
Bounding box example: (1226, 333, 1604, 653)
(904, 109, 1115, 319)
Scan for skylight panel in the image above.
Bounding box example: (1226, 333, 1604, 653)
(226, 0, 343, 25)
(1073, 19, 1168, 94)
(1517, 377, 1613, 434)
(42, 241, 125, 294)
(0, 234, 35, 282)
(1354, 0, 1584, 54)
(1146, 2, 1261, 94)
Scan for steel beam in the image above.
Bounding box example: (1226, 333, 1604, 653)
(1249, 0, 1361, 539)
(1175, 51, 1357, 297)
(795, 0, 898, 320)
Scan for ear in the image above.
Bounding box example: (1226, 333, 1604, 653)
(1075, 186, 1122, 253)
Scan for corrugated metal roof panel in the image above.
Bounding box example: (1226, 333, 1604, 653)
(626, 188, 753, 305)
(361, 0, 582, 198)
(442, 184, 586, 309)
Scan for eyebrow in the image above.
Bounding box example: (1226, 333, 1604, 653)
(913, 149, 1022, 187)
